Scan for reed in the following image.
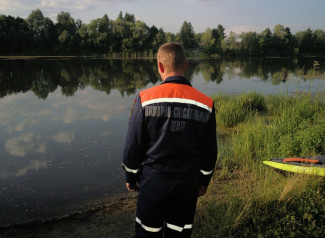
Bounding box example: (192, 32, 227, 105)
(213, 92, 266, 128)
(193, 92, 325, 237)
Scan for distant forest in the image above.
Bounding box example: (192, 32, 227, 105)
(1, 9, 325, 57)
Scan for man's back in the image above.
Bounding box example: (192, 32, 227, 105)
(122, 42, 217, 237)
(138, 76, 216, 176)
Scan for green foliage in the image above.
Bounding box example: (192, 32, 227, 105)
(220, 93, 325, 168)
(225, 25, 325, 57)
(201, 25, 225, 55)
(214, 94, 248, 128)
(194, 92, 325, 238)
(240, 181, 325, 238)
(1, 9, 325, 56)
(0, 10, 168, 56)
(213, 92, 266, 128)
(177, 21, 197, 48)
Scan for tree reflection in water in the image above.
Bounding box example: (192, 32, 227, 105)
(0, 57, 324, 100)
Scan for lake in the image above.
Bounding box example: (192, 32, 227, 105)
(0, 57, 324, 226)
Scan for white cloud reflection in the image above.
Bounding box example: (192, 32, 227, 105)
(52, 131, 75, 143)
(15, 160, 48, 177)
(8, 118, 38, 133)
(5, 132, 47, 157)
(1, 88, 128, 160)
(49, 89, 127, 124)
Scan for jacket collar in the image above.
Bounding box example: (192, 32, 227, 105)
(161, 76, 192, 87)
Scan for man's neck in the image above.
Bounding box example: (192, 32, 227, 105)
(161, 72, 185, 81)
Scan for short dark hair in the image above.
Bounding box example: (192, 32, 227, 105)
(157, 42, 187, 72)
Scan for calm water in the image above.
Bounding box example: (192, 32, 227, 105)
(0, 57, 324, 225)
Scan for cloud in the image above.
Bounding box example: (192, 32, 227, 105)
(40, 0, 94, 11)
(15, 160, 48, 177)
(52, 131, 75, 143)
(0, 0, 21, 12)
(5, 132, 47, 157)
(0, 0, 139, 17)
(227, 25, 267, 34)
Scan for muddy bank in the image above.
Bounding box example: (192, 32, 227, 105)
(0, 195, 137, 238)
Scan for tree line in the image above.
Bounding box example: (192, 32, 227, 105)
(1, 9, 325, 57)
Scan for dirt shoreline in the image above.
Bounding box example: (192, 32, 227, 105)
(0, 194, 137, 238)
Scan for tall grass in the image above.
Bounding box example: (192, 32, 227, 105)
(213, 92, 267, 128)
(194, 92, 325, 237)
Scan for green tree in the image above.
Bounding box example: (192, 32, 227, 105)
(151, 28, 166, 51)
(295, 28, 315, 54)
(201, 25, 225, 55)
(216, 24, 226, 47)
(201, 28, 213, 53)
(76, 23, 90, 51)
(313, 29, 325, 54)
(26, 10, 56, 54)
(177, 21, 197, 48)
(56, 11, 78, 53)
(272, 24, 286, 55)
(148, 25, 165, 50)
(132, 20, 150, 52)
(271, 24, 294, 56)
(283, 27, 295, 55)
(240, 31, 259, 55)
(258, 28, 273, 55)
(111, 12, 134, 52)
(165, 32, 176, 42)
(26, 9, 45, 38)
(222, 31, 240, 55)
(87, 14, 112, 53)
(212, 25, 226, 54)
(149, 25, 158, 42)
(0, 15, 31, 54)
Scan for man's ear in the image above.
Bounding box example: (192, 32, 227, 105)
(158, 62, 164, 73)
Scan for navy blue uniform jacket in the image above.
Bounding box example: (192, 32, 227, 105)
(122, 76, 217, 186)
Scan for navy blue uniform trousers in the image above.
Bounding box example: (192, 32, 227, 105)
(135, 169, 199, 238)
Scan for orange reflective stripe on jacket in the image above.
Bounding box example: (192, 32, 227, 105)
(140, 83, 213, 113)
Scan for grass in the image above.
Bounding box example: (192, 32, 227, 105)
(193, 92, 325, 237)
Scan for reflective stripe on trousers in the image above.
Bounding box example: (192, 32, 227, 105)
(136, 217, 163, 233)
(135, 218, 193, 233)
(135, 170, 198, 237)
(166, 223, 193, 232)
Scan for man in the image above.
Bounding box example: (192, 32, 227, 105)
(122, 42, 217, 237)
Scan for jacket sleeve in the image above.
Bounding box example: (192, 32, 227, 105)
(122, 94, 147, 184)
(199, 103, 218, 187)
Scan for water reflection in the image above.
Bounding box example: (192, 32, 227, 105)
(5, 132, 47, 157)
(15, 160, 48, 177)
(1, 58, 324, 100)
(0, 86, 132, 225)
(0, 57, 324, 226)
(0, 59, 159, 99)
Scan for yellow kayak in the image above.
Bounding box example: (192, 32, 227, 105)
(263, 156, 325, 177)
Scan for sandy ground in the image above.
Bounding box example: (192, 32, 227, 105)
(0, 195, 137, 238)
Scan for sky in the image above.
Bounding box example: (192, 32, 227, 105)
(1, 0, 325, 35)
